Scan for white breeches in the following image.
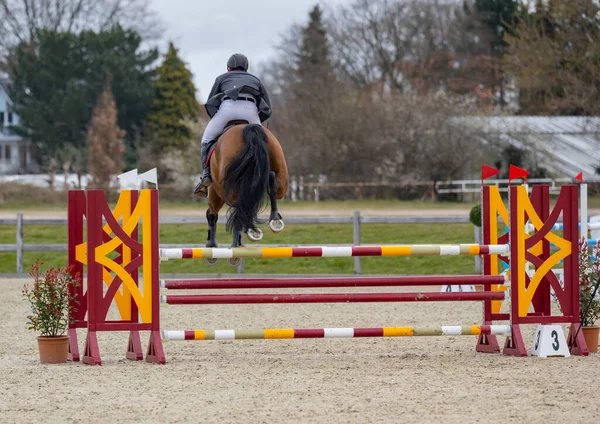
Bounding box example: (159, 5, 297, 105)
(201, 99, 261, 145)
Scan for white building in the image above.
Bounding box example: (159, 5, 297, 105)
(458, 116, 600, 178)
(0, 78, 32, 174)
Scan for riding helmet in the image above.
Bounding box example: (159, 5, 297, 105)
(227, 53, 249, 71)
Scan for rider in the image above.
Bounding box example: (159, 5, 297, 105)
(194, 53, 273, 198)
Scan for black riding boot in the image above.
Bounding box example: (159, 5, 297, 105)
(201, 143, 212, 186)
(193, 143, 212, 198)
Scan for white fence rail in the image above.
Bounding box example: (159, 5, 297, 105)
(288, 176, 600, 201)
(0, 213, 474, 275)
(4, 174, 600, 199)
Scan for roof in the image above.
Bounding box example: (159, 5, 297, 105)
(0, 78, 20, 141)
(456, 116, 600, 178)
(0, 77, 10, 97)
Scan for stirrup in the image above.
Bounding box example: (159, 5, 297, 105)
(193, 181, 209, 199)
(201, 175, 212, 186)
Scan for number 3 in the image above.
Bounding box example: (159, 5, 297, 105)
(551, 330, 559, 350)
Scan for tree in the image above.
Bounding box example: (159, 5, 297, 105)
(493, 144, 548, 179)
(263, 0, 488, 189)
(294, 6, 335, 96)
(8, 25, 157, 173)
(145, 42, 200, 154)
(87, 75, 125, 190)
(504, 0, 600, 115)
(268, 5, 350, 178)
(473, 0, 520, 57)
(328, 0, 416, 93)
(0, 0, 161, 65)
(9, 31, 90, 165)
(470, 0, 520, 106)
(78, 26, 158, 165)
(390, 94, 485, 191)
(328, 0, 496, 103)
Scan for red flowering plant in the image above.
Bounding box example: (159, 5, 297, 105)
(22, 260, 80, 337)
(578, 238, 600, 327)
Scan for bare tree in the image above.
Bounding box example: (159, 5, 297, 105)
(87, 75, 125, 191)
(327, 0, 414, 93)
(393, 94, 485, 184)
(0, 0, 162, 61)
(327, 0, 462, 93)
(325, 0, 500, 110)
(272, 89, 393, 179)
(504, 0, 600, 115)
(260, 0, 489, 198)
(259, 24, 303, 105)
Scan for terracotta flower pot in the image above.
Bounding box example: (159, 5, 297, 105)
(582, 326, 600, 354)
(37, 336, 70, 364)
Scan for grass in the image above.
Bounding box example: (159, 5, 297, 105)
(3, 194, 600, 213)
(3, 182, 589, 275)
(0, 198, 472, 213)
(0, 222, 478, 275)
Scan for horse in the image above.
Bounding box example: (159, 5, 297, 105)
(200, 122, 288, 267)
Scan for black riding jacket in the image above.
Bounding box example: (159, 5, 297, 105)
(204, 70, 272, 122)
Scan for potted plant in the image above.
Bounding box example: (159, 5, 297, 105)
(578, 238, 600, 353)
(22, 260, 80, 364)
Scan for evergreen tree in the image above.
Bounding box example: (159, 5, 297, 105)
(294, 5, 335, 101)
(467, 0, 520, 107)
(297, 6, 332, 78)
(87, 75, 126, 191)
(474, 0, 520, 57)
(9, 26, 157, 169)
(286, 5, 348, 178)
(145, 42, 200, 154)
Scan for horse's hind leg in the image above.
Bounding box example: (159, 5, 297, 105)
(246, 226, 263, 242)
(205, 190, 224, 265)
(228, 229, 243, 268)
(268, 171, 285, 233)
(205, 209, 218, 267)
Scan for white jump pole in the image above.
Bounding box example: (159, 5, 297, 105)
(581, 183, 588, 242)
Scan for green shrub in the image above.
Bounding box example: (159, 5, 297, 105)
(469, 203, 482, 227)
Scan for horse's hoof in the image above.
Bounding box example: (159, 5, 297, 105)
(228, 258, 241, 268)
(193, 189, 208, 199)
(269, 219, 285, 233)
(205, 258, 219, 266)
(247, 227, 263, 241)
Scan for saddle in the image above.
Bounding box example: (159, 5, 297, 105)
(205, 120, 249, 166)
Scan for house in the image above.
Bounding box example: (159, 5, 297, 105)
(457, 116, 600, 178)
(0, 77, 32, 174)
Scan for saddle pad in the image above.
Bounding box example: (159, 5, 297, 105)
(205, 122, 251, 166)
(206, 142, 217, 166)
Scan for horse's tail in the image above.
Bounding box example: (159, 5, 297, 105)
(224, 124, 270, 233)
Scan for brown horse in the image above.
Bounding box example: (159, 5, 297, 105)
(202, 123, 288, 266)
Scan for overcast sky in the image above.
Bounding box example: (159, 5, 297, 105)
(150, 0, 351, 103)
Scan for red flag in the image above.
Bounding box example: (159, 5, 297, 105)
(509, 165, 529, 182)
(575, 172, 583, 182)
(481, 165, 500, 181)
